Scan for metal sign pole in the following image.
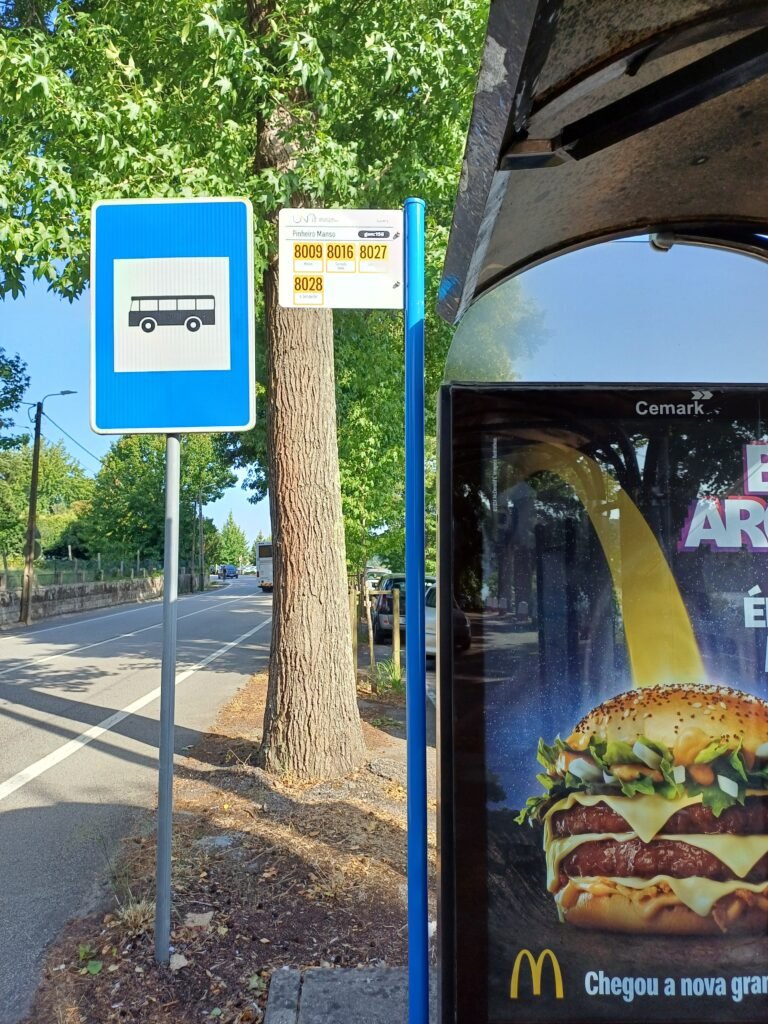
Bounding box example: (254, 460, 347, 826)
(155, 433, 181, 964)
(404, 196, 428, 1024)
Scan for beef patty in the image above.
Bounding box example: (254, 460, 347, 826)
(559, 837, 768, 887)
(551, 796, 768, 838)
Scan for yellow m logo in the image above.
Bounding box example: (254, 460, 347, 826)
(510, 948, 564, 1000)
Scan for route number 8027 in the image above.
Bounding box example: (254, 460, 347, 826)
(359, 243, 388, 260)
(293, 275, 324, 293)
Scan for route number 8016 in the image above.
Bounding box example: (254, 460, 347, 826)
(326, 243, 355, 261)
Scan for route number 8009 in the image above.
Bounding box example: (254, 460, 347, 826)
(293, 243, 323, 261)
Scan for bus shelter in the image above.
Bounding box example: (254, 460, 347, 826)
(435, 3, 768, 1023)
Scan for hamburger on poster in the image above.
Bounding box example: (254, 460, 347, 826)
(517, 684, 768, 935)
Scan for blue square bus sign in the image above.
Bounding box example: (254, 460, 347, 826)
(90, 197, 255, 434)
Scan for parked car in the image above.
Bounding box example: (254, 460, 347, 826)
(372, 574, 436, 642)
(425, 585, 471, 656)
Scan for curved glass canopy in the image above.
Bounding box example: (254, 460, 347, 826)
(445, 236, 768, 383)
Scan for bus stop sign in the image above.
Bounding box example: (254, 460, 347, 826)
(91, 197, 255, 434)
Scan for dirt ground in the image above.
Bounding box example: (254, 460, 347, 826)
(22, 660, 436, 1024)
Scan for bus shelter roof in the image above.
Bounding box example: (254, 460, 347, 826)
(437, 0, 768, 324)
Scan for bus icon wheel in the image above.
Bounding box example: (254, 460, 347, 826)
(185, 316, 202, 332)
(140, 317, 157, 333)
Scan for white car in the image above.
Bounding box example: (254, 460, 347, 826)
(372, 574, 435, 642)
(425, 585, 471, 656)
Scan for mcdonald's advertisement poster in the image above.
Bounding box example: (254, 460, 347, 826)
(441, 385, 768, 1024)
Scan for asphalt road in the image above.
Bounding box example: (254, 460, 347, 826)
(0, 577, 272, 1024)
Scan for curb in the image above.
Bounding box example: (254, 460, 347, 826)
(264, 968, 302, 1024)
(264, 966, 438, 1024)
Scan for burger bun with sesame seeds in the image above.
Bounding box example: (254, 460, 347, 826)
(567, 684, 768, 758)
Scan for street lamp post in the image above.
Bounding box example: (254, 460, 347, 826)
(19, 391, 77, 625)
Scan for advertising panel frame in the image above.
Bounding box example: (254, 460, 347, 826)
(438, 380, 768, 1024)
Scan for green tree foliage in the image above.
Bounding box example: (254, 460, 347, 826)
(82, 436, 165, 562)
(218, 510, 249, 565)
(0, 448, 27, 567)
(0, 439, 92, 564)
(0, 0, 488, 777)
(80, 434, 234, 563)
(0, 347, 29, 449)
(203, 517, 222, 567)
(180, 434, 237, 565)
(40, 500, 92, 558)
(444, 278, 543, 383)
(0, 0, 486, 569)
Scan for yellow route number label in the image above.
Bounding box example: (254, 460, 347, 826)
(325, 241, 356, 273)
(359, 243, 388, 260)
(293, 242, 323, 260)
(293, 274, 324, 306)
(326, 243, 355, 261)
(293, 242, 323, 273)
(359, 242, 389, 272)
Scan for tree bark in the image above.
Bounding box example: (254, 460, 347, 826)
(259, 267, 366, 779)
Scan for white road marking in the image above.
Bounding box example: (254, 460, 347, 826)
(5, 582, 262, 638)
(0, 595, 257, 678)
(0, 616, 272, 803)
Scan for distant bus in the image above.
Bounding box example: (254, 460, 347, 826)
(257, 543, 273, 593)
(128, 294, 216, 334)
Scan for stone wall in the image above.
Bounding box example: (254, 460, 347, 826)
(1, 574, 197, 627)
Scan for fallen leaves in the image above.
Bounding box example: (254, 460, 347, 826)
(184, 911, 214, 930)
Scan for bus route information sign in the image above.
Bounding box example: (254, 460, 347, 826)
(91, 197, 255, 434)
(277, 208, 404, 309)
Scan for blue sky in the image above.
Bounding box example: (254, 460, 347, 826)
(3, 236, 767, 547)
(452, 236, 768, 383)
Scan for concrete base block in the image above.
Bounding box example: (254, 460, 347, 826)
(265, 967, 437, 1024)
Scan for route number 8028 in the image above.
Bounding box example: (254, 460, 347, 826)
(293, 275, 324, 293)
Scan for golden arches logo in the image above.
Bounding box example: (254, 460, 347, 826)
(510, 948, 564, 1000)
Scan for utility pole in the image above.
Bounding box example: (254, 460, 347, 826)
(19, 390, 76, 625)
(19, 402, 43, 626)
(198, 489, 205, 592)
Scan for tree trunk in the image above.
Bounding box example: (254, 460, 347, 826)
(259, 267, 366, 779)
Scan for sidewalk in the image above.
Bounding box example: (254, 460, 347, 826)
(264, 967, 437, 1024)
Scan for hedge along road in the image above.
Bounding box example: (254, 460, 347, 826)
(0, 576, 273, 1024)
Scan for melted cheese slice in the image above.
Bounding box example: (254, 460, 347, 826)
(546, 832, 768, 892)
(565, 875, 768, 918)
(544, 792, 704, 845)
(544, 789, 768, 845)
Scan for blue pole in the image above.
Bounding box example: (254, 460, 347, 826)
(404, 196, 428, 1024)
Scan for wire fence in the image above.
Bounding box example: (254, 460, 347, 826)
(1, 557, 164, 591)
